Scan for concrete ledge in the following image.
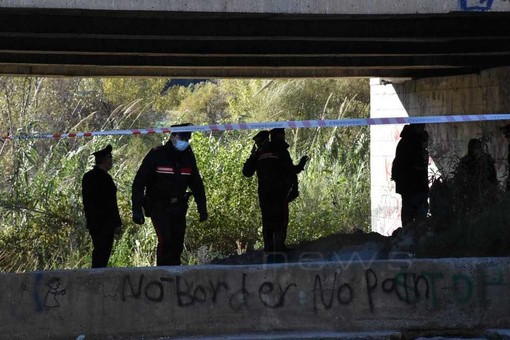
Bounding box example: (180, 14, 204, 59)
(170, 330, 402, 339)
(0, 258, 509, 339)
(485, 329, 510, 339)
(0, 0, 510, 14)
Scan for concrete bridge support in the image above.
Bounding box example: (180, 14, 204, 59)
(370, 66, 510, 235)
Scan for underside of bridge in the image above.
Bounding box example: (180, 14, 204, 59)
(1, 3, 510, 79)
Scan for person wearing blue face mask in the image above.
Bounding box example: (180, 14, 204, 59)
(131, 123, 208, 266)
(174, 139, 189, 151)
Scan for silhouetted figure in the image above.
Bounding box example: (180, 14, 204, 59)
(270, 128, 308, 250)
(82, 145, 122, 268)
(131, 124, 208, 266)
(500, 124, 510, 191)
(243, 130, 270, 178)
(454, 138, 497, 213)
(244, 128, 308, 252)
(391, 124, 429, 227)
(243, 130, 275, 252)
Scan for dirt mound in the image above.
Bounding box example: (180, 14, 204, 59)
(210, 230, 391, 265)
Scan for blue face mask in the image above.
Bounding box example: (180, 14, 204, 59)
(174, 140, 189, 151)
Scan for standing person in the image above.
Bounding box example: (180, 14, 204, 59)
(264, 128, 308, 252)
(500, 124, 510, 191)
(454, 138, 498, 212)
(82, 144, 122, 268)
(242, 130, 276, 252)
(391, 124, 429, 227)
(131, 124, 208, 266)
(243, 129, 308, 253)
(242, 130, 270, 178)
(269, 128, 308, 250)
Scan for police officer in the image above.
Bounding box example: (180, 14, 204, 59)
(242, 130, 270, 178)
(500, 123, 510, 191)
(243, 129, 307, 253)
(243, 131, 275, 251)
(82, 144, 122, 268)
(131, 124, 208, 266)
(455, 138, 498, 213)
(266, 128, 308, 251)
(391, 124, 429, 227)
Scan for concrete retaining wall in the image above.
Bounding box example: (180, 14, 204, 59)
(1, 258, 509, 339)
(370, 66, 510, 235)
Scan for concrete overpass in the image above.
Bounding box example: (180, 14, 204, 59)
(1, 0, 510, 78)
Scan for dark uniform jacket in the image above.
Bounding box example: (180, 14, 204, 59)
(506, 142, 510, 191)
(132, 142, 207, 216)
(82, 167, 122, 230)
(456, 152, 497, 196)
(243, 139, 298, 201)
(392, 126, 429, 195)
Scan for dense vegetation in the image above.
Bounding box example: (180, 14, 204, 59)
(0, 78, 371, 272)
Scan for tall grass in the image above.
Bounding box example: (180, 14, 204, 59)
(287, 126, 370, 243)
(0, 123, 370, 271)
(0, 80, 371, 272)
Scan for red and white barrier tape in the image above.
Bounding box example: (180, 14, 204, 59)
(2, 114, 510, 140)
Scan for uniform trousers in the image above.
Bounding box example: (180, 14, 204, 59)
(400, 191, 428, 227)
(150, 202, 188, 266)
(89, 226, 115, 268)
(260, 190, 289, 252)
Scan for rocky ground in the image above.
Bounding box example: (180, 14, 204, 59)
(210, 214, 509, 265)
(210, 227, 414, 265)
